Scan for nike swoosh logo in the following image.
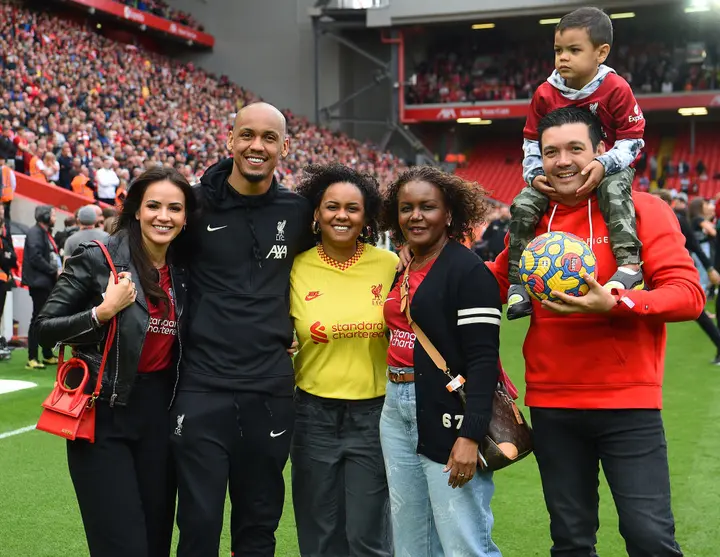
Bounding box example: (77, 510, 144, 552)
(305, 293, 323, 301)
(207, 225, 228, 232)
(270, 430, 287, 438)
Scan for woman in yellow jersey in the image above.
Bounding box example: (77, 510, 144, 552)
(289, 163, 398, 557)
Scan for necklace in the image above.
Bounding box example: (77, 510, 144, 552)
(410, 239, 448, 271)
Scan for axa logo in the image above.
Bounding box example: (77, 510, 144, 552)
(266, 245, 287, 259)
(437, 108, 457, 120)
(276, 220, 286, 241)
(305, 291, 323, 302)
(371, 283, 384, 306)
(310, 321, 329, 344)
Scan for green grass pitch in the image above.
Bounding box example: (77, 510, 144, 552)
(1, 316, 718, 556)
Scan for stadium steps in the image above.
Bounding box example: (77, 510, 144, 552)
(662, 125, 720, 199)
(455, 140, 525, 205)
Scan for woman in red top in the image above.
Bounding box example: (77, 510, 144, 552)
(36, 167, 197, 557)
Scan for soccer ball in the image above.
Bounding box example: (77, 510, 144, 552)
(519, 231, 597, 302)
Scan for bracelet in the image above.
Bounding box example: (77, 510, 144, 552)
(91, 307, 102, 328)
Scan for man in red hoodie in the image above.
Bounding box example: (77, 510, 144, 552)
(489, 106, 704, 557)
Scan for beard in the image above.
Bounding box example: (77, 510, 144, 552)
(240, 169, 269, 183)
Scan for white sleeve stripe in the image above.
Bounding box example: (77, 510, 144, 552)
(457, 317, 501, 326)
(458, 308, 502, 317)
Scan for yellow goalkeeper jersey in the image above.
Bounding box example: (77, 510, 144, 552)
(290, 243, 399, 400)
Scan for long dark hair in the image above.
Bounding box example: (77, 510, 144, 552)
(114, 167, 197, 308)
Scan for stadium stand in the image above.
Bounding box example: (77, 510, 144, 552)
(2, 0, 717, 211)
(116, 0, 205, 31)
(452, 124, 714, 206)
(661, 125, 720, 199)
(405, 12, 717, 106)
(454, 138, 523, 206)
(406, 41, 715, 105)
(0, 0, 408, 201)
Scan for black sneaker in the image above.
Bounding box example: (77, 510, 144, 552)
(712, 353, 720, 365)
(604, 267, 645, 293)
(507, 284, 533, 320)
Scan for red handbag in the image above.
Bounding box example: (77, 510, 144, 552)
(36, 240, 118, 443)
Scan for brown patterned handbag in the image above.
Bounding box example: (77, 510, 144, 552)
(400, 264, 533, 471)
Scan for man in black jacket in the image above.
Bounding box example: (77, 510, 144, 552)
(481, 205, 510, 261)
(22, 205, 60, 369)
(0, 127, 16, 163)
(171, 102, 314, 557)
(0, 211, 16, 358)
(654, 190, 720, 363)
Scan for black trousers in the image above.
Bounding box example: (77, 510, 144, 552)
(291, 389, 391, 557)
(531, 408, 683, 557)
(67, 371, 175, 557)
(171, 390, 294, 557)
(3, 200, 10, 222)
(28, 287, 54, 360)
(696, 310, 720, 352)
(0, 282, 8, 327)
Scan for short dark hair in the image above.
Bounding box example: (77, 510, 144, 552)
(557, 7, 613, 48)
(382, 166, 490, 245)
(537, 106, 604, 152)
(296, 163, 383, 245)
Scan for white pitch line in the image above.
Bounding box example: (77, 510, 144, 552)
(0, 425, 36, 440)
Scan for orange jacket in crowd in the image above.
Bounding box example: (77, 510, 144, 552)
(115, 185, 127, 207)
(71, 174, 95, 200)
(0, 165, 14, 203)
(29, 155, 47, 183)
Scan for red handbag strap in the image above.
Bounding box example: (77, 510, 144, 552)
(89, 239, 118, 400)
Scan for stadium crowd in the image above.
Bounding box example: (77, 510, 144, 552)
(118, 0, 204, 31)
(0, 0, 407, 203)
(407, 38, 717, 104)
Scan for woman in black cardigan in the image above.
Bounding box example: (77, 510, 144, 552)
(380, 166, 503, 556)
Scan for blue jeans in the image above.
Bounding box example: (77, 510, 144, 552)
(379, 378, 502, 557)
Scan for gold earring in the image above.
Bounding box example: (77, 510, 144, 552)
(312, 220, 320, 235)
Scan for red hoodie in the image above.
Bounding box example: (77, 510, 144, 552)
(488, 192, 705, 410)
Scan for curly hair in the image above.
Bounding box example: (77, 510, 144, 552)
(296, 163, 383, 245)
(382, 166, 491, 245)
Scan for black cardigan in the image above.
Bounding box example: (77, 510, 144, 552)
(406, 240, 502, 464)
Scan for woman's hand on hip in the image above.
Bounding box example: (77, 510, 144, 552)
(96, 272, 137, 321)
(443, 436, 479, 489)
